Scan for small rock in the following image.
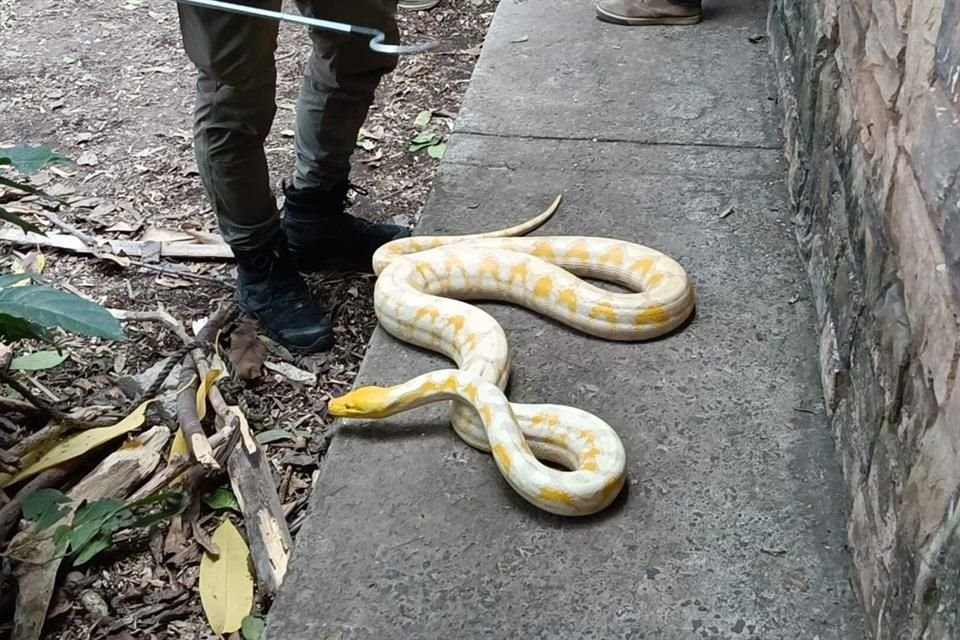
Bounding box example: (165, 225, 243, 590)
(79, 589, 110, 619)
(76, 150, 99, 166)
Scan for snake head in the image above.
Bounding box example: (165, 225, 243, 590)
(327, 386, 392, 418)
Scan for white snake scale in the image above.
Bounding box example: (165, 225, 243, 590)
(328, 195, 695, 516)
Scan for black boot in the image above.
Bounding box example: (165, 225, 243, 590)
(282, 180, 411, 274)
(233, 231, 334, 354)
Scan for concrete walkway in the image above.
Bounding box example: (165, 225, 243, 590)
(267, 1, 864, 638)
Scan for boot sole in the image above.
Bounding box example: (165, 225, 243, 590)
(595, 6, 703, 25)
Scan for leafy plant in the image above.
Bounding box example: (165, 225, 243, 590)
(21, 488, 188, 566)
(0, 275, 126, 343)
(0, 145, 125, 345)
(0, 144, 68, 234)
(408, 131, 447, 159)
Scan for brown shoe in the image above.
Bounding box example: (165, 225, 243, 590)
(595, 0, 703, 25)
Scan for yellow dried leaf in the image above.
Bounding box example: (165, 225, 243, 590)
(168, 427, 189, 461)
(195, 368, 222, 421)
(1, 400, 153, 487)
(200, 518, 254, 634)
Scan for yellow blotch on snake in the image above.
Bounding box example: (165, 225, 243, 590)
(634, 304, 671, 326)
(509, 263, 529, 282)
(558, 289, 578, 313)
(538, 486, 577, 506)
(479, 256, 500, 279)
(532, 242, 556, 260)
(564, 241, 590, 261)
(533, 276, 553, 299)
(448, 315, 466, 334)
(589, 302, 617, 323)
(630, 257, 654, 274)
(599, 246, 625, 266)
(415, 306, 440, 322)
(492, 443, 512, 473)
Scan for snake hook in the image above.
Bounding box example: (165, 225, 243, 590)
(174, 0, 438, 55)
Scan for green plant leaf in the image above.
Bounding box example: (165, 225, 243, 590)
(241, 615, 266, 640)
(73, 533, 112, 565)
(0, 284, 126, 340)
(427, 142, 447, 159)
(410, 132, 435, 145)
(413, 109, 432, 128)
(0, 144, 68, 175)
(53, 525, 72, 554)
(254, 429, 294, 445)
(129, 493, 187, 530)
(22, 488, 70, 531)
(9, 349, 69, 371)
(204, 487, 241, 512)
(0, 273, 34, 288)
(0, 312, 51, 342)
(0, 205, 45, 235)
(70, 498, 126, 552)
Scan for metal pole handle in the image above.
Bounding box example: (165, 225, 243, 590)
(175, 0, 438, 55)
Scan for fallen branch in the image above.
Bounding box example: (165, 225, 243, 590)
(226, 432, 293, 596)
(128, 418, 237, 503)
(0, 228, 234, 260)
(9, 426, 171, 640)
(188, 309, 293, 594)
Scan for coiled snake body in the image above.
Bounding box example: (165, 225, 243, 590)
(328, 196, 695, 516)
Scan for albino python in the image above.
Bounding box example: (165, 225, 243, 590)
(328, 195, 695, 516)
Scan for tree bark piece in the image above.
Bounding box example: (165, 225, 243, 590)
(9, 426, 170, 640)
(227, 438, 293, 596)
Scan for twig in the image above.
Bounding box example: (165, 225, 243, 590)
(128, 424, 236, 502)
(131, 261, 232, 289)
(0, 396, 46, 416)
(0, 370, 109, 431)
(34, 209, 100, 247)
(176, 356, 218, 469)
(109, 309, 191, 344)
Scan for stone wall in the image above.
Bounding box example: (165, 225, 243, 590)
(767, 0, 960, 637)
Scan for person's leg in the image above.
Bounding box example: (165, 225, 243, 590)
(177, 0, 334, 353)
(595, 0, 702, 25)
(283, 0, 410, 273)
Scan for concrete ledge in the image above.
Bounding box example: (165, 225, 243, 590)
(266, 1, 863, 638)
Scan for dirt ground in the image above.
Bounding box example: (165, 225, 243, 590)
(0, 0, 494, 637)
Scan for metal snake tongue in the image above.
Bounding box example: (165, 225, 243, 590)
(175, 0, 438, 55)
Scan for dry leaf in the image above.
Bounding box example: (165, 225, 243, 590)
(199, 518, 254, 635)
(195, 367, 223, 421)
(140, 226, 195, 243)
(155, 276, 193, 289)
(168, 427, 189, 462)
(227, 319, 266, 380)
(264, 361, 316, 386)
(76, 151, 99, 166)
(0, 400, 153, 487)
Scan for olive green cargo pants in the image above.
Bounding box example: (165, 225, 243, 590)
(177, 0, 398, 250)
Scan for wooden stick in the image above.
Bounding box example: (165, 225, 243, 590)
(0, 228, 234, 260)
(9, 426, 170, 640)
